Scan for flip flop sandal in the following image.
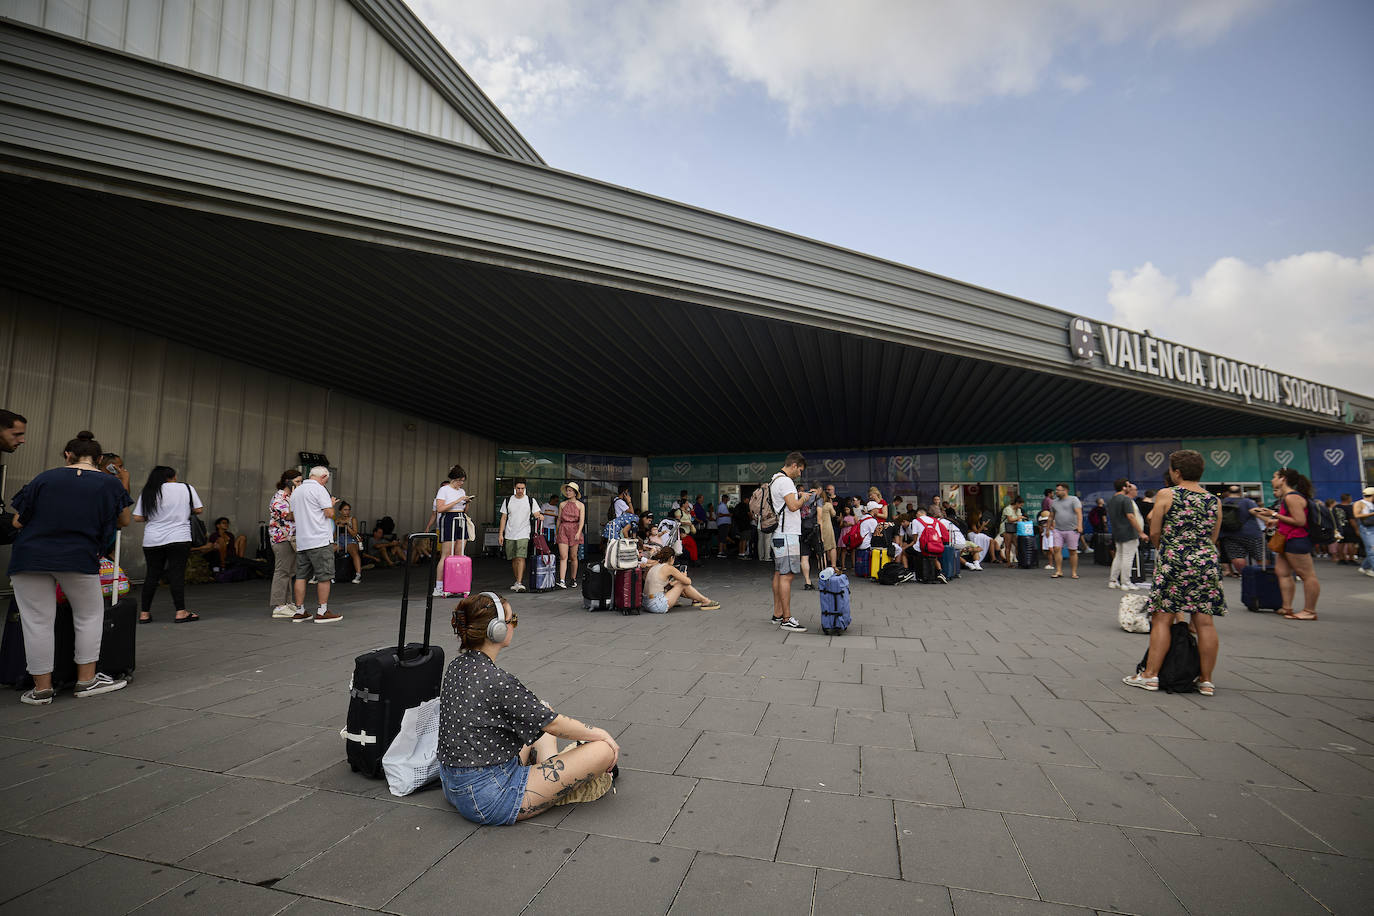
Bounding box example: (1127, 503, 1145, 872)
(697, 601, 721, 610)
(1282, 611, 1317, 621)
(139, 614, 153, 624)
(174, 612, 200, 623)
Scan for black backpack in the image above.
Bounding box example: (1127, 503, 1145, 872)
(877, 561, 903, 585)
(1137, 621, 1199, 693)
(1220, 502, 1243, 533)
(1306, 498, 1336, 545)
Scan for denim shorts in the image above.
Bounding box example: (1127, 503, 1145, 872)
(439, 756, 529, 826)
(643, 592, 671, 614)
(1284, 535, 1312, 555)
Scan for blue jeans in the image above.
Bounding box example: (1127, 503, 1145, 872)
(439, 756, 529, 825)
(1360, 524, 1374, 572)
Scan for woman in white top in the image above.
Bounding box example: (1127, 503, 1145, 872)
(132, 465, 204, 623)
(433, 464, 475, 597)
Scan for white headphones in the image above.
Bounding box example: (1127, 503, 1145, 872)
(482, 592, 508, 642)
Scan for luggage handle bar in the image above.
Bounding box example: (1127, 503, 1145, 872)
(399, 532, 440, 654)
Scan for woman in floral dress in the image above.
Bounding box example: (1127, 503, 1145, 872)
(1123, 449, 1224, 696)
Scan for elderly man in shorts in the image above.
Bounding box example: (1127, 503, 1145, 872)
(1049, 483, 1083, 580)
(768, 452, 818, 632)
(289, 467, 342, 623)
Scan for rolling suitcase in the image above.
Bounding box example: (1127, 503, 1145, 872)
(0, 599, 31, 688)
(869, 548, 885, 579)
(51, 530, 137, 688)
(818, 570, 851, 635)
(582, 562, 613, 611)
(1093, 533, 1112, 566)
(613, 568, 642, 615)
(344, 533, 445, 778)
(528, 533, 556, 592)
(1016, 535, 1037, 569)
(853, 548, 871, 579)
(1240, 553, 1283, 612)
(442, 553, 472, 597)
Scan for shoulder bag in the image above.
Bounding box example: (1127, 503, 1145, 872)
(186, 483, 209, 547)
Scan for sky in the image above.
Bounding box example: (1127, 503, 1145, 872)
(412, 0, 1374, 395)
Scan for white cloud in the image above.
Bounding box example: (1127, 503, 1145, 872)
(1106, 248, 1374, 394)
(411, 0, 1272, 123)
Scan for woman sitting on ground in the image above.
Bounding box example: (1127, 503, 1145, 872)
(438, 592, 620, 824)
(369, 516, 405, 567)
(642, 546, 720, 613)
(334, 502, 369, 584)
(194, 517, 247, 569)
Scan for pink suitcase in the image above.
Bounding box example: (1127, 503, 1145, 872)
(442, 554, 472, 596)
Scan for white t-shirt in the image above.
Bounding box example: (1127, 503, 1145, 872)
(133, 482, 203, 547)
(613, 497, 631, 518)
(770, 473, 801, 536)
(501, 493, 540, 540)
(858, 515, 879, 548)
(290, 479, 335, 550)
(541, 501, 557, 529)
(1356, 499, 1373, 521)
(435, 484, 467, 513)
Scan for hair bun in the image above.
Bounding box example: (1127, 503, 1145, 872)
(76, 430, 95, 440)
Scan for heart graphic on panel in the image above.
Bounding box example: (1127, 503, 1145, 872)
(1034, 453, 1054, 471)
(673, 462, 692, 476)
(893, 455, 915, 475)
(824, 459, 846, 477)
(519, 457, 537, 471)
(1273, 450, 1294, 467)
(572, 461, 586, 473)
(968, 454, 988, 473)
(1144, 451, 1164, 469)
(1090, 453, 1110, 470)
(1323, 449, 1344, 465)
(1210, 450, 1231, 468)
(748, 462, 767, 477)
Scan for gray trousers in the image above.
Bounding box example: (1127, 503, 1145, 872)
(270, 540, 297, 607)
(1109, 538, 1139, 586)
(12, 571, 104, 676)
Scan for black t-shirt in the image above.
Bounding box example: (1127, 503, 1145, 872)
(437, 651, 557, 767)
(8, 466, 132, 575)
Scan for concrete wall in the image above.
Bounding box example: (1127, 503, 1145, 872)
(0, 286, 496, 580)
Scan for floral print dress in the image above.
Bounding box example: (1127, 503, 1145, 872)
(1147, 486, 1227, 616)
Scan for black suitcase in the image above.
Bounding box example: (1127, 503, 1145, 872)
(1093, 533, 1112, 566)
(582, 562, 613, 611)
(51, 530, 138, 688)
(1240, 552, 1283, 612)
(0, 599, 31, 688)
(1016, 534, 1038, 569)
(344, 533, 444, 778)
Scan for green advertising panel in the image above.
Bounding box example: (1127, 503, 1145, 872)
(648, 455, 719, 482)
(1256, 435, 1311, 503)
(1178, 438, 1260, 483)
(496, 449, 564, 480)
(1014, 444, 1072, 484)
(718, 453, 785, 482)
(938, 446, 1018, 483)
(647, 482, 692, 518)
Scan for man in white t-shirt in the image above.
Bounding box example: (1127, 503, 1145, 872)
(289, 467, 341, 623)
(1355, 486, 1374, 577)
(613, 484, 633, 520)
(769, 452, 818, 632)
(498, 478, 542, 592)
(858, 503, 881, 549)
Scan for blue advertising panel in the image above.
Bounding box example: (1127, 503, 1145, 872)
(1306, 434, 1360, 482)
(870, 450, 940, 485)
(799, 451, 867, 488)
(1072, 442, 1130, 483)
(1127, 441, 1181, 486)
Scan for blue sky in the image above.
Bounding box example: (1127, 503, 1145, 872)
(415, 0, 1373, 393)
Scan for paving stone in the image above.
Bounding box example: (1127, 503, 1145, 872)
(668, 852, 814, 916)
(765, 737, 860, 794)
(558, 770, 696, 843)
(612, 692, 701, 727)
(662, 778, 791, 859)
(0, 753, 164, 827)
(561, 686, 639, 720)
(226, 729, 346, 782)
(1034, 676, 1122, 703)
(1241, 744, 1374, 795)
(946, 888, 1094, 915)
(13, 765, 229, 845)
(864, 665, 926, 687)
(895, 804, 1034, 897)
(977, 673, 1054, 698)
(777, 789, 899, 875)
(164, 721, 325, 773)
(688, 672, 761, 699)
(1012, 697, 1111, 732)
(388, 824, 585, 916)
(948, 756, 1072, 817)
(0, 743, 102, 790)
(947, 654, 1011, 673)
(1159, 706, 1288, 744)
(1256, 845, 1374, 916)
(1004, 815, 1185, 915)
(985, 723, 1093, 767)
(42, 704, 199, 750)
(627, 668, 706, 695)
(1253, 786, 1374, 857)
(860, 747, 961, 806)
(812, 870, 952, 915)
(676, 731, 778, 784)
(264, 692, 349, 728)
(0, 851, 194, 914)
(805, 659, 865, 683)
(1085, 702, 1200, 737)
(0, 834, 103, 905)
(1242, 714, 1374, 754)
(1126, 828, 1327, 915)
(102, 713, 261, 761)
(751, 677, 819, 705)
(755, 703, 836, 742)
(1144, 775, 1332, 850)
(747, 657, 807, 679)
(681, 697, 767, 734)
(1042, 766, 1194, 831)
(912, 717, 1001, 757)
(815, 681, 884, 710)
(1064, 729, 1196, 776)
(835, 708, 915, 748)
(94, 779, 312, 862)
(523, 834, 695, 916)
(133, 874, 296, 915)
(917, 669, 994, 695)
(146, 679, 279, 710)
(949, 693, 1033, 726)
(0, 696, 145, 740)
(881, 686, 955, 717)
(614, 724, 701, 774)
(274, 804, 474, 908)
(1153, 737, 1307, 789)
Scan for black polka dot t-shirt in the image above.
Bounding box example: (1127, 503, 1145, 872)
(437, 650, 557, 767)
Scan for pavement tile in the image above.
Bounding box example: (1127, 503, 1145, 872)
(1085, 702, 1200, 737)
(1241, 744, 1374, 795)
(912, 717, 1002, 757)
(1145, 775, 1333, 850)
(628, 668, 705, 695)
(815, 681, 884, 710)
(1004, 815, 1185, 915)
(1041, 766, 1194, 831)
(226, 729, 346, 782)
(0, 753, 164, 827)
(765, 737, 860, 793)
(1065, 729, 1196, 776)
(948, 756, 1073, 818)
(1012, 697, 1111, 732)
(949, 693, 1033, 726)
(805, 659, 865, 683)
(561, 686, 639, 719)
(688, 673, 761, 698)
(94, 779, 312, 862)
(747, 657, 807, 679)
(102, 712, 261, 761)
(1153, 737, 1307, 789)
(1034, 676, 1123, 703)
(860, 747, 961, 806)
(986, 723, 1094, 767)
(0, 852, 194, 915)
(1253, 786, 1374, 857)
(200, 684, 324, 719)
(946, 887, 1093, 915)
(524, 834, 695, 916)
(751, 677, 819, 705)
(388, 824, 584, 916)
(881, 686, 954, 717)
(676, 731, 779, 784)
(0, 834, 103, 905)
(13, 765, 229, 845)
(662, 778, 791, 859)
(977, 673, 1054, 697)
(777, 789, 899, 876)
(145, 679, 278, 710)
(834, 708, 915, 748)
(814, 870, 952, 914)
(917, 669, 994, 695)
(0, 743, 102, 790)
(1244, 691, 1357, 719)
(133, 874, 296, 915)
(895, 804, 1034, 897)
(615, 724, 701, 774)
(42, 704, 199, 750)
(0, 696, 145, 740)
(668, 852, 814, 916)
(274, 804, 474, 908)
(264, 692, 349, 728)
(1241, 714, 1374, 754)
(164, 721, 326, 773)
(1126, 828, 1327, 915)
(947, 654, 1011, 673)
(863, 665, 926, 687)
(755, 703, 836, 742)
(558, 770, 696, 843)
(1256, 845, 1374, 916)
(1001, 657, 1074, 678)
(1159, 706, 1289, 744)
(611, 692, 701, 727)
(680, 697, 767, 734)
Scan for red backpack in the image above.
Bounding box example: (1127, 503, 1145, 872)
(842, 517, 868, 549)
(919, 519, 948, 554)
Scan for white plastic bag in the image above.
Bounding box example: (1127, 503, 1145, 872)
(1118, 593, 1151, 634)
(382, 697, 441, 797)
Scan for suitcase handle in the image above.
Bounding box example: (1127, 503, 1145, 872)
(400, 533, 440, 653)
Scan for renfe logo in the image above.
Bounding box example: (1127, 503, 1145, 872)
(1210, 450, 1232, 468)
(1323, 448, 1344, 466)
(1035, 453, 1055, 471)
(1090, 453, 1110, 470)
(968, 454, 988, 473)
(672, 461, 692, 476)
(1144, 451, 1165, 469)
(824, 459, 846, 477)
(1273, 449, 1295, 467)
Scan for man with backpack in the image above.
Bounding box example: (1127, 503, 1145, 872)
(498, 478, 542, 592)
(760, 452, 818, 632)
(1218, 485, 1262, 577)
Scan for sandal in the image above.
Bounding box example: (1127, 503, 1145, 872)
(139, 613, 153, 624)
(1195, 680, 1215, 696)
(1283, 610, 1318, 621)
(174, 612, 200, 623)
(696, 601, 721, 610)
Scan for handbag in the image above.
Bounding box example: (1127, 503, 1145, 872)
(186, 483, 208, 547)
(381, 697, 441, 797)
(1267, 530, 1286, 555)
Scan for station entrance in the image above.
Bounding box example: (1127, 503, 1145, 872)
(945, 482, 1020, 528)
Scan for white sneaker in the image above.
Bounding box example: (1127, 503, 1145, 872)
(778, 617, 806, 632)
(352, 574, 362, 584)
(1107, 581, 1120, 589)
(432, 584, 446, 597)
(1360, 567, 1374, 578)
(272, 604, 297, 619)
(1044, 564, 1055, 570)
(73, 672, 128, 698)
(557, 580, 568, 589)
(511, 582, 526, 592)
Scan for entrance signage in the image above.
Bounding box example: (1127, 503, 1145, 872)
(1068, 319, 1342, 418)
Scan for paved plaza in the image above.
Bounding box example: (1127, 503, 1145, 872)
(0, 555, 1371, 915)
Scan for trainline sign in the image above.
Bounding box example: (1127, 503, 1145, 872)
(1068, 318, 1342, 418)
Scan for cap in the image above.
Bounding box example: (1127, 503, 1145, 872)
(865, 500, 883, 511)
(1364, 486, 1374, 497)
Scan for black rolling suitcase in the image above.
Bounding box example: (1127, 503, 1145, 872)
(1240, 551, 1283, 612)
(344, 533, 445, 778)
(582, 562, 613, 611)
(1016, 534, 1038, 569)
(51, 530, 138, 688)
(1093, 532, 1112, 566)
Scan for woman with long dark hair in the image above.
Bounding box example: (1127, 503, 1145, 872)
(268, 469, 301, 618)
(132, 465, 203, 623)
(1261, 467, 1321, 620)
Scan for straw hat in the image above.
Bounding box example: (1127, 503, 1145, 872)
(563, 481, 581, 496)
